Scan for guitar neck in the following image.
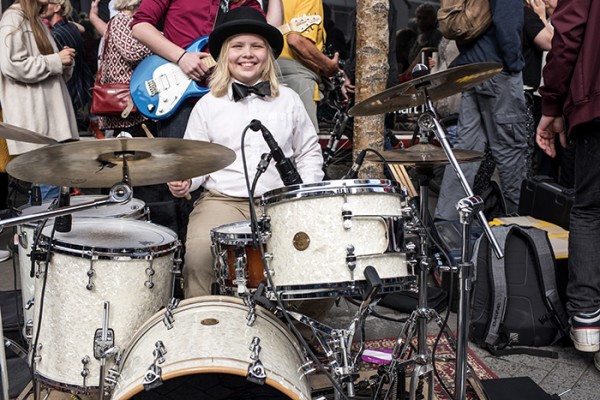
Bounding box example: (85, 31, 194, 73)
(278, 23, 294, 35)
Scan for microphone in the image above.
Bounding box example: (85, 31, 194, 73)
(30, 184, 42, 206)
(54, 186, 72, 233)
(249, 119, 303, 186)
(342, 149, 367, 179)
(412, 63, 430, 79)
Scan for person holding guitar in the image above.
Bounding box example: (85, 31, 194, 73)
(167, 7, 324, 298)
(131, 1, 282, 139)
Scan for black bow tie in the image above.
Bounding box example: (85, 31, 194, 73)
(232, 81, 271, 102)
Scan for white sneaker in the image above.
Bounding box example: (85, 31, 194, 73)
(0, 249, 10, 262)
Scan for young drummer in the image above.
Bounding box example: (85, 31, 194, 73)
(168, 7, 324, 298)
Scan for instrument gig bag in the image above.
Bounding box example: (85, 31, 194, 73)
(469, 225, 570, 357)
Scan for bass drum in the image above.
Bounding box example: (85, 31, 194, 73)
(111, 296, 311, 400)
(17, 195, 148, 340)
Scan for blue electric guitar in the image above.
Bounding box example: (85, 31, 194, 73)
(130, 15, 322, 120)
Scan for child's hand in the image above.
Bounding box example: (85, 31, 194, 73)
(167, 179, 191, 198)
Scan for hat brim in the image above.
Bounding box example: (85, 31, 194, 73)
(209, 21, 284, 60)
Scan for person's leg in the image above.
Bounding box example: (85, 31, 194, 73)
(434, 89, 485, 221)
(183, 191, 251, 298)
(566, 123, 600, 351)
(277, 59, 320, 131)
(483, 73, 529, 215)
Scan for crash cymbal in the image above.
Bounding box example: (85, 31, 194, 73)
(0, 122, 59, 145)
(349, 62, 503, 117)
(6, 138, 236, 188)
(367, 143, 483, 166)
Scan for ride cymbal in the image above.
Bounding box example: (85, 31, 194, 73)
(0, 122, 59, 145)
(367, 143, 483, 166)
(349, 62, 503, 117)
(6, 138, 236, 188)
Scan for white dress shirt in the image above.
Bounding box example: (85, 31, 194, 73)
(185, 83, 324, 197)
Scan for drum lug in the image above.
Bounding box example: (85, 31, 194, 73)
(263, 252, 274, 277)
(162, 297, 181, 329)
(171, 243, 183, 276)
(243, 295, 257, 326)
(144, 255, 156, 289)
(259, 215, 271, 238)
(247, 337, 267, 385)
(342, 201, 353, 229)
(81, 355, 90, 390)
(86, 256, 98, 290)
(346, 245, 357, 281)
(25, 319, 33, 342)
(142, 341, 167, 390)
(18, 230, 28, 250)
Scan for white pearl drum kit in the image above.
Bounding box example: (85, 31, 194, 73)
(0, 62, 505, 400)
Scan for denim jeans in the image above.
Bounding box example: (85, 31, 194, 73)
(566, 121, 600, 316)
(156, 102, 195, 139)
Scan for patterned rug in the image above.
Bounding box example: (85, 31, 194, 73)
(357, 335, 497, 399)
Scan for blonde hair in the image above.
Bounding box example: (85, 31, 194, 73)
(113, 0, 142, 11)
(12, 0, 54, 55)
(53, 0, 74, 18)
(209, 35, 280, 98)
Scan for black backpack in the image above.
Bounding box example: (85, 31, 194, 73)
(470, 225, 570, 357)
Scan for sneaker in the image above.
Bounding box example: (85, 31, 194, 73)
(595, 352, 600, 372)
(571, 308, 600, 352)
(0, 249, 11, 262)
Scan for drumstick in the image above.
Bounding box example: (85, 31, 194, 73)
(141, 123, 154, 138)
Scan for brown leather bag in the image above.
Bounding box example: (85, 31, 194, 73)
(437, 0, 492, 45)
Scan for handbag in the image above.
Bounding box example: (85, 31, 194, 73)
(90, 21, 137, 118)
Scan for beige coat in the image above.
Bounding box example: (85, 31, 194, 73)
(0, 5, 79, 155)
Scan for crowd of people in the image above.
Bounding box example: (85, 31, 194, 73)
(0, 0, 599, 376)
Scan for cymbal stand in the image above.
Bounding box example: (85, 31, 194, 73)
(374, 177, 456, 400)
(1, 308, 9, 400)
(419, 90, 504, 400)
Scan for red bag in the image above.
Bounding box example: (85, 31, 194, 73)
(90, 21, 137, 118)
(91, 82, 136, 116)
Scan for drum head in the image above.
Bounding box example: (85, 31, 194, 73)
(211, 221, 253, 245)
(40, 218, 178, 257)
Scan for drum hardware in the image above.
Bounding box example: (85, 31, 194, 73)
(288, 267, 384, 399)
(243, 294, 258, 326)
(96, 302, 113, 400)
(247, 337, 267, 385)
(142, 341, 167, 390)
(81, 355, 91, 390)
(86, 257, 97, 290)
(144, 256, 157, 289)
(162, 298, 181, 329)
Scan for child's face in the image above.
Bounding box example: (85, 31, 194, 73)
(228, 34, 269, 86)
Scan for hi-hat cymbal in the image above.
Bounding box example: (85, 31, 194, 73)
(0, 122, 59, 145)
(367, 143, 483, 166)
(6, 138, 236, 188)
(349, 62, 503, 117)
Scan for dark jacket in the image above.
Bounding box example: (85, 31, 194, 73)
(453, 0, 524, 73)
(539, 0, 600, 136)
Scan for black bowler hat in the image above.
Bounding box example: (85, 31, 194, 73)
(209, 7, 284, 60)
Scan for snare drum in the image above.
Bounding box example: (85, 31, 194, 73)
(211, 221, 265, 294)
(111, 296, 311, 400)
(17, 196, 148, 340)
(32, 218, 179, 394)
(261, 179, 413, 299)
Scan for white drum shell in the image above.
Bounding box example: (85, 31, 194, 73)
(112, 296, 311, 400)
(32, 218, 178, 391)
(262, 180, 409, 297)
(17, 196, 148, 338)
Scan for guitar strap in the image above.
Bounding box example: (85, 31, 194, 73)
(214, 0, 230, 27)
